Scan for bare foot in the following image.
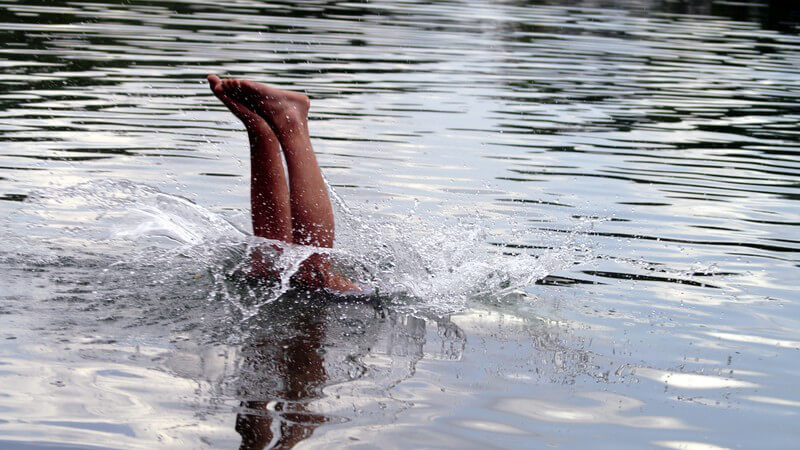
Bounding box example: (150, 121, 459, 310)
(208, 74, 274, 140)
(216, 77, 311, 137)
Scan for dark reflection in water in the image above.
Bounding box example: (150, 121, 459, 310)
(226, 294, 457, 449)
(235, 301, 330, 449)
(516, 0, 800, 32)
(653, 0, 800, 32)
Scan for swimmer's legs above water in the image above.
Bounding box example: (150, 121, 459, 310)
(208, 75, 293, 242)
(207, 74, 355, 291)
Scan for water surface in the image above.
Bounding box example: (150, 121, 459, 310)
(1, 0, 799, 448)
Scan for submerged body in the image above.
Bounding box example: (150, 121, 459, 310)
(208, 75, 356, 292)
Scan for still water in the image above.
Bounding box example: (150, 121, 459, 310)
(1, 0, 799, 448)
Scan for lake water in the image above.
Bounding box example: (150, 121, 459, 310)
(1, 0, 799, 448)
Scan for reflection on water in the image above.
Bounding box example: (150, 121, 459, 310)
(235, 309, 331, 449)
(231, 299, 463, 449)
(0, 0, 799, 448)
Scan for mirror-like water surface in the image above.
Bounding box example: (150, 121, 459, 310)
(1, 0, 799, 448)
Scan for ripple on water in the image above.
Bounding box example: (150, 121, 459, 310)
(0, 0, 799, 448)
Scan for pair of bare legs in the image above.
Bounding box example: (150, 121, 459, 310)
(207, 74, 354, 291)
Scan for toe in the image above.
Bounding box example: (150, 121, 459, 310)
(207, 74, 224, 94)
(224, 79, 242, 94)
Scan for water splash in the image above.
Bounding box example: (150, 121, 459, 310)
(1, 180, 590, 321)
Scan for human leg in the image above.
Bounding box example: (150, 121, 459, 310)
(214, 77, 357, 291)
(208, 74, 292, 242)
(218, 79, 335, 248)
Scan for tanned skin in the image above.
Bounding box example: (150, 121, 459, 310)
(208, 75, 356, 291)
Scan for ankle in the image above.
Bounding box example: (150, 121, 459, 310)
(269, 109, 308, 138)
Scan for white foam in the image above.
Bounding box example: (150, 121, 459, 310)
(3, 180, 591, 318)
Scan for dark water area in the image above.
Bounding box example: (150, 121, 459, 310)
(1, 0, 799, 448)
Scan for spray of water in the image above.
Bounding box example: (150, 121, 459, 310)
(2, 180, 591, 321)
